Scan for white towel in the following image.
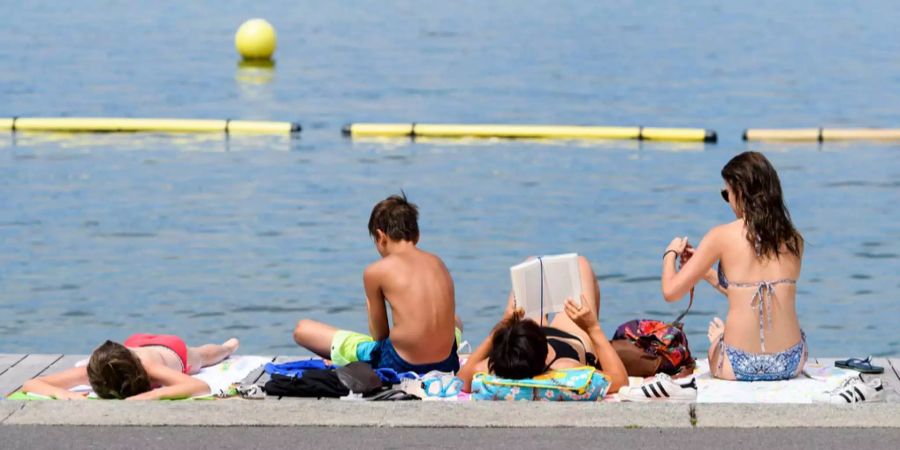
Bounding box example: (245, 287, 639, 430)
(66, 355, 270, 398)
(692, 359, 858, 404)
(192, 356, 271, 397)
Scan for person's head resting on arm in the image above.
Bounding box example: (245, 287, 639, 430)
(86, 340, 152, 399)
(487, 314, 548, 380)
(368, 191, 419, 256)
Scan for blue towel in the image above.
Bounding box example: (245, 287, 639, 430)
(264, 359, 333, 378)
(373, 367, 419, 384)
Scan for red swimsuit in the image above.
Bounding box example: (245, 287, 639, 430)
(123, 334, 191, 374)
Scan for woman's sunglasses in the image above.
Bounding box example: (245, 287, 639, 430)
(720, 189, 729, 203)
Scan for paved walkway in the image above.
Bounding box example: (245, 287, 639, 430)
(3, 426, 900, 450)
(1, 354, 899, 428)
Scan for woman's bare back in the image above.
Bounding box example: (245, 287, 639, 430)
(720, 219, 803, 353)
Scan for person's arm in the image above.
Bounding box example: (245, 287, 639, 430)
(703, 268, 728, 296)
(686, 245, 728, 296)
(126, 363, 209, 400)
(458, 335, 493, 393)
(363, 264, 390, 341)
(21, 366, 90, 400)
(459, 292, 522, 393)
(661, 227, 723, 302)
(563, 298, 628, 394)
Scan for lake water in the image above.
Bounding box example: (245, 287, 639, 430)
(1, 1, 898, 356)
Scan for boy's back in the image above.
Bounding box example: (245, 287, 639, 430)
(366, 246, 456, 364)
(292, 193, 460, 374)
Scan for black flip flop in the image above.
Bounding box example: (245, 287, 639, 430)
(835, 356, 884, 374)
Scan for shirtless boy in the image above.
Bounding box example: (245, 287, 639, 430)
(293, 194, 460, 374)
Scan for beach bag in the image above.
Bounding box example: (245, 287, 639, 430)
(335, 362, 384, 395)
(470, 367, 610, 401)
(611, 289, 695, 377)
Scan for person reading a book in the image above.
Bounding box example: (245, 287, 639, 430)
(293, 193, 461, 375)
(458, 256, 628, 394)
(660, 151, 806, 381)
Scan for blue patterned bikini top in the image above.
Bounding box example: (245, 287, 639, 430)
(717, 263, 797, 352)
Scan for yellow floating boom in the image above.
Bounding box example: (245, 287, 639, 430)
(342, 123, 717, 142)
(743, 128, 900, 142)
(1, 117, 301, 134)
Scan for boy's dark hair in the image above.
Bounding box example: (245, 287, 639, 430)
(488, 316, 548, 379)
(368, 192, 419, 242)
(87, 340, 152, 399)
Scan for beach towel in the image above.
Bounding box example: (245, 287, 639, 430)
(8, 355, 270, 400)
(471, 366, 610, 401)
(693, 359, 858, 403)
(605, 358, 859, 403)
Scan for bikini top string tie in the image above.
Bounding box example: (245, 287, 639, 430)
(748, 282, 775, 352)
(744, 279, 795, 352)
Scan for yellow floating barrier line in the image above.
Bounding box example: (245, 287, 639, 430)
(1, 117, 301, 134)
(743, 128, 900, 142)
(342, 123, 717, 142)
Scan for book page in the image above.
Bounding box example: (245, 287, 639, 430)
(510, 254, 582, 320)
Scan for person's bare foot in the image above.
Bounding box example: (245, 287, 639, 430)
(707, 317, 725, 345)
(222, 338, 240, 356)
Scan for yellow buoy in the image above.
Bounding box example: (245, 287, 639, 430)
(743, 128, 900, 142)
(342, 123, 717, 142)
(2, 117, 301, 134)
(235, 19, 277, 60)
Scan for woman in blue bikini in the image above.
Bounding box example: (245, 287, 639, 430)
(661, 151, 806, 381)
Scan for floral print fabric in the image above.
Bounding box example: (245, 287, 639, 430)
(470, 367, 610, 401)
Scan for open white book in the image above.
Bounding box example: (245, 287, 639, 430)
(510, 253, 582, 321)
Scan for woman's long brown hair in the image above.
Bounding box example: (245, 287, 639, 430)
(721, 151, 803, 259)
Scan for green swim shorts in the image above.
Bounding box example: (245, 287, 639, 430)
(330, 327, 463, 367)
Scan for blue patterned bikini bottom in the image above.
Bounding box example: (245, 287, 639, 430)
(718, 332, 807, 381)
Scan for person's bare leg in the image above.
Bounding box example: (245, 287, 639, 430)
(546, 256, 602, 357)
(186, 338, 239, 374)
(577, 255, 601, 315)
(794, 343, 808, 378)
(293, 319, 339, 359)
(550, 256, 600, 364)
(707, 317, 736, 380)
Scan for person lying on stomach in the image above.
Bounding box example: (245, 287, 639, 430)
(22, 334, 238, 400)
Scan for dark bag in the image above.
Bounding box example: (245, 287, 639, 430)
(264, 370, 349, 398)
(611, 289, 696, 378)
(335, 362, 384, 395)
(263, 362, 387, 398)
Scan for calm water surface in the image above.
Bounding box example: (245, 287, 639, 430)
(1, 1, 898, 356)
